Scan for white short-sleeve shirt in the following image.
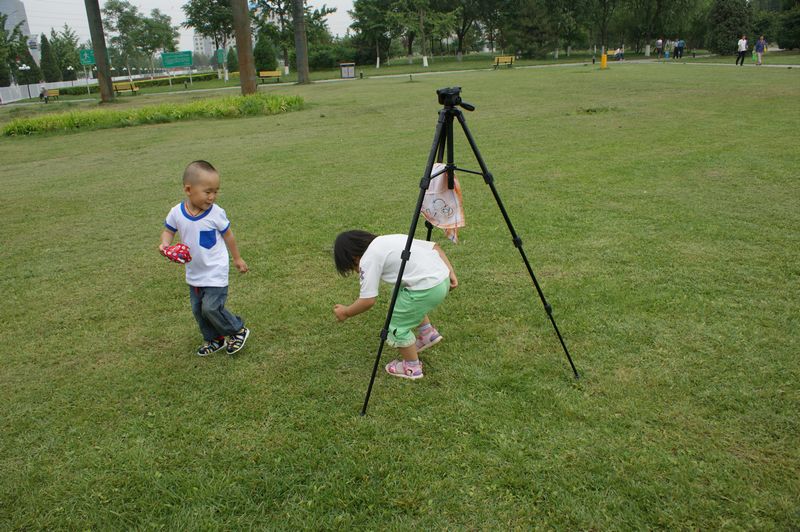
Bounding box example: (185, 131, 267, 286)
(358, 234, 450, 299)
(165, 202, 231, 287)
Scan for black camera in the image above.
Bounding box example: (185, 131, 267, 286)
(436, 87, 475, 111)
(437, 86, 463, 107)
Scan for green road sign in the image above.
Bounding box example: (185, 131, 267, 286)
(161, 51, 193, 68)
(216, 49, 225, 64)
(79, 49, 95, 65)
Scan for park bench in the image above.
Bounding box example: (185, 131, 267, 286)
(494, 55, 514, 69)
(113, 81, 140, 96)
(258, 70, 281, 83)
(46, 89, 59, 101)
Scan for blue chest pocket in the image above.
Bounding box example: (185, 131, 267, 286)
(199, 230, 217, 249)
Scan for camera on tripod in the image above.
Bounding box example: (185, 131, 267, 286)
(436, 87, 475, 111)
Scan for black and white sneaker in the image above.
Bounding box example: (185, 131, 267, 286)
(226, 327, 250, 355)
(197, 338, 226, 356)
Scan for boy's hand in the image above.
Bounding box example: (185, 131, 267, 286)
(449, 271, 459, 290)
(234, 258, 249, 273)
(158, 243, 168, 256)
(333, 304, 349, 322)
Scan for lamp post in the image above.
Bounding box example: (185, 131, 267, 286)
(18, 64, 32, 98)
(67, 65, 75, 86)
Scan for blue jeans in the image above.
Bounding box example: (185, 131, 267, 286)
(189, 286, 244, 341)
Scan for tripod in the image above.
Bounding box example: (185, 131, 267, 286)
(360, 87, 579, 416)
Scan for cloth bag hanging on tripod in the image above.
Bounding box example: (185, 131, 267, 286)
(421, 162, 466, 243)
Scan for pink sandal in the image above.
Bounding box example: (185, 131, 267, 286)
(385, 359, 424, 380)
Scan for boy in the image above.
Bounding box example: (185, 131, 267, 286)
(159, 160, 250, 356)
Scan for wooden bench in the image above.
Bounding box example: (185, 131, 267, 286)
(494, 55, 514, 69)
(113, 81, 140, 95)
(46, 89, 59, 100)
(258, 70, 281, 83)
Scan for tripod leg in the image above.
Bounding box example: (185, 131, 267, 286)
(425, 220, 434, 241)
(454, 111, 580, 379)
(361, 111, 451, 416)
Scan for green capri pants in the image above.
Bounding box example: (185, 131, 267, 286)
(386, 278, 450, 348)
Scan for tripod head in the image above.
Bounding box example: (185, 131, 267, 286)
(436, 87, 475, 112)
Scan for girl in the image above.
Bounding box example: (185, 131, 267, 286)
(333, 230, 457, 380)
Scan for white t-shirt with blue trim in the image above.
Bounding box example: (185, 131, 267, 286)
(165, 202, 231, 287)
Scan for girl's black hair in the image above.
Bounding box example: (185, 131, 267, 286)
(334, 230, 377, 276)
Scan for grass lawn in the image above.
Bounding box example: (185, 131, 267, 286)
(1, 63, 799, 528)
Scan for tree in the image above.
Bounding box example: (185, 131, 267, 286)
(50, 25, 81, 81)
(439, 0, 482, 59)
(251, 0, 293, 72)
(254, 31, 278, 71)
(591, 0, 618, 48)
(183, 0, 234, 51)
(0, 14, 25, 87)
(227, 46, 238, 71)
(776, 5, 800, 48)
(292, 0, 311, 83)
(14, 41, 42, 85)
(350, 0, 395, 66)
(707, 0, 752, 54)
(39, 34, 62, 82)
(230, 0, 255, 94)
(103, 0, 145, 80)
(139, 9, 179, 78)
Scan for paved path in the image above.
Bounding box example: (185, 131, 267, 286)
(3, 58, 796, 108)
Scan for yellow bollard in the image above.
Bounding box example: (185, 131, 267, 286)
(601, 53, 608, 69)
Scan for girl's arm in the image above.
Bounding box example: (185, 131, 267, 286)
(159, 229, 175, 255)
(334, 297, 377, 322)
(222, 229, 249, 273)
(434, 243, 458, 289)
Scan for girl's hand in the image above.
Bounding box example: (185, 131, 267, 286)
(333, 304, 349, 322)
(158, 243, 168, 256)
(234, 258, 249, 273)
(449, 271, 459, 290)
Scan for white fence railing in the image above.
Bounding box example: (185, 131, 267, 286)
(0, 70, 202, 104)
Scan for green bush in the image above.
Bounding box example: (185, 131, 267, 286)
(2, 93, 304, 136)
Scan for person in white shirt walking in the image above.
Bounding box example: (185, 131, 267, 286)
(736, 35, 748, 66)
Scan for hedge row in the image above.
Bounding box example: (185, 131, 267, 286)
(57, 72, 233, 96)
(3, 92, 303, 136)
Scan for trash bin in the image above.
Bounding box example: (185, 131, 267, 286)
(340, 62, 355, 79)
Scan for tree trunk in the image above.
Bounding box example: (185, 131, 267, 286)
(376, 40, 380, 68)
(418, 10, 428, 67)
(279, 14, 290, 74)
(83, 0, 114, 102)
(231, 0, 256, 95)
(292, 0, 310, 83)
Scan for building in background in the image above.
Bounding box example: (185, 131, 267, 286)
(0, 0, 39, 64)
(192, 34, 215, 57)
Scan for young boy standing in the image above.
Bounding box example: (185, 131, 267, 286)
(159, 160, 251, 356)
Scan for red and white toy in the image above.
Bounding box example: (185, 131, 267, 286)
(163, 243, 192, 264)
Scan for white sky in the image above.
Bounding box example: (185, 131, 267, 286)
(22, 0, 355, 50)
